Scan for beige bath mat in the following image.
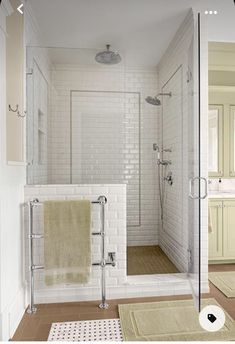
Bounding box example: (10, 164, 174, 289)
(118, 298, 235, 341)
(209, 271, 235, 297)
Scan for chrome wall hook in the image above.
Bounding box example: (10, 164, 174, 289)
(9, 104, 19, 113)
(17, 110, 26, 118)
(8, 104, 26, 118)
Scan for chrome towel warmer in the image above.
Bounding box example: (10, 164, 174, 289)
(27, 195, 116, 315)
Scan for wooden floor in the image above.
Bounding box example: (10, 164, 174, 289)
(12, 264, 235, 341)
(127, 245, 179, 275)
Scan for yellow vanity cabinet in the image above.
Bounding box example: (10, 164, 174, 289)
(209, 199, 235, 262)
(208, 200, 223, 260)
(223, 200, 235, 259)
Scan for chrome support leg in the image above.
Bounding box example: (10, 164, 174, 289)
(99, 263, 109, 309)
(27, 202, 37, 314)
(27, 267, 37, 314)
(98, 196, 109, 310)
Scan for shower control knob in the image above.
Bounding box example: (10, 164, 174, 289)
(164, 172, 173, 185)
(27, 159, 34, 166)
(153, 143, 159, 151)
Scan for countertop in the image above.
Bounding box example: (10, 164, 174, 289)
(209, 191, 235, 198)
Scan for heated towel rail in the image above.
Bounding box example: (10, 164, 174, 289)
(27, 195, 116, 314)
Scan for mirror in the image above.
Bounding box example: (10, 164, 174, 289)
(208, 105, 223, 176)
(208, 108, 219, 173)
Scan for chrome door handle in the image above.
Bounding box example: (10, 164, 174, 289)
(189, 177, 200, 199)
(189, 177, 208, 199)
(200, 177, 208, 199)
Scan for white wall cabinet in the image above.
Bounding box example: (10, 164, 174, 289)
(6, 0, 24, 162)
(209, 199, 235, 261)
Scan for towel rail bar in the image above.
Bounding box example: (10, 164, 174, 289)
(29, 232, 103, 239)
(31, 261, 115, 270)
(26, 195, 112, 315)
(29, 199, 104, 206)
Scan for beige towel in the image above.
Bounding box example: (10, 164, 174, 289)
(44, 200, 91, 286)
(208, 206, 213, 233)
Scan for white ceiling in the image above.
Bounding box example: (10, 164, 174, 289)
(27, 0, 235, 67)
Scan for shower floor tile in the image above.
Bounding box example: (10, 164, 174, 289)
(127, 245, 179, 275)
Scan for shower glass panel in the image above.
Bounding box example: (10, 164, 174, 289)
(187, 13, 202, 312)
(26, 56, 48, 185)
(71, 91, 140, 227)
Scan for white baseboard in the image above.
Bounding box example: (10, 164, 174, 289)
(0, 286, 26, 341)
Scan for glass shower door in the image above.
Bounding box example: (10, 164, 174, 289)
(188, 13, 204, 312)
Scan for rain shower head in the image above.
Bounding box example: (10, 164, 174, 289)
(95, 44, 121, 65)
(145, 92, 172, 106)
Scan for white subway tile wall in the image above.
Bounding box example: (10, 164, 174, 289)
(71, 91, 140, 227)
(162, 66, 184, 253)
(157, 10, 208, 287)
(157, 11, 194, 273)
(48, 66, 160, 246)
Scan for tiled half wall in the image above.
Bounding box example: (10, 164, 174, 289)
(24, 185, 193, 304)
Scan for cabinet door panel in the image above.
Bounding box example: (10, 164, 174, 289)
(209, 201, 223, 259)
(223, 200, 235, 258)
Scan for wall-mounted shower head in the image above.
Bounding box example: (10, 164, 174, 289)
(145, 92, 172, 106)
(95, 44, 121, 65)
(145, 96, 161, 106)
